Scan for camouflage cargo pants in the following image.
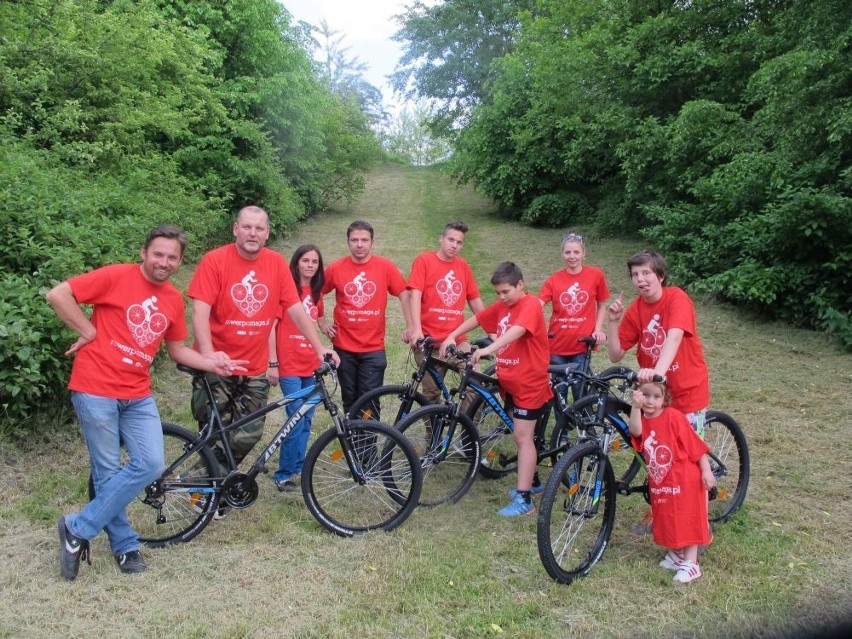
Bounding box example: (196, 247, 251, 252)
(191, 372, 270, 474)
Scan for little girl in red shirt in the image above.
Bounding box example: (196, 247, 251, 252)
(628, 381, 716, 584)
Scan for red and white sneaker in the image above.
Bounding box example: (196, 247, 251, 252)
(673, 561, 702, 584)
(659, 550, 685, 571)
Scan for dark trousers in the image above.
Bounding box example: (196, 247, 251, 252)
(335, 348, 387, 415)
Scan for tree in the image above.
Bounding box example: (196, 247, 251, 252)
(391, 0, 537, 137)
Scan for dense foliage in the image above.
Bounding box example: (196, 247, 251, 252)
(0, 0, 380, 423)
(394, 0, 851, 346)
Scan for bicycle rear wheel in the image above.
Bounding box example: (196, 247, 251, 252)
(537, 442, 616, 584)
(466, 394, 517, 478)
(395, 405, 480, 506)
(125, 423, 221, 547)
(302, 420, 423, 536)
(705, 411, 750, 523)
(346, 384, 429, 425)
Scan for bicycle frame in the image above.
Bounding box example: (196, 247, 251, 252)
(165, 361, 369, 493)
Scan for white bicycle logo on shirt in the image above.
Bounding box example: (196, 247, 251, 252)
(230, 270, 269, 318)
(343, 272, 377, 308)
(126, 297, 168, 347)
(436, 270, 463, 306)
(559, 282, 589, 315)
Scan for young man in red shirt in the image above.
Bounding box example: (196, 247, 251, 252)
(47, 225, 246, 581)
(441, 262, 551, 517)
(320, 220, 412, 414)
(407, 221, 484, 403)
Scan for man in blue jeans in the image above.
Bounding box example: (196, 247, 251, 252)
(46, 225, 246, 581)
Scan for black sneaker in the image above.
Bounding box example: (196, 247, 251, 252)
(58, 515, 90, 581)
(275, 478, 298, 493)
(114, 550, 147, 574)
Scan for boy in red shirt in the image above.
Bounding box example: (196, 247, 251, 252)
(320, 220, 412, 414)
(607, 250, 711, 535)
(441, 262, 551, 517)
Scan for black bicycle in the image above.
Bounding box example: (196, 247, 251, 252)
(536, 368, 750, 584)
(121, 357, 423, 545)
(347, 335, 494, 426)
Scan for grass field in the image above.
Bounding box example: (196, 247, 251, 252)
(1, 164, 850, 638)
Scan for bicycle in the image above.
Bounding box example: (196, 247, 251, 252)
(470, 335, 636, 479)
(536, 367, 750, 584)
(346, 335, 494, 426)
(392, 344, 584, 506)
(118, 356, 423, 545)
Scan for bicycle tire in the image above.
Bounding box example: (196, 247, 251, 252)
(125, 423, 221, 547)
(395, 405, 480, 507)
(705, 410, 750, 523)
(536, 442, 616, 584)
(301, 420, 423, 536)
(465, 393, 517, 479)
(347, 384, 429, 425)
(550, 395, 640, 485)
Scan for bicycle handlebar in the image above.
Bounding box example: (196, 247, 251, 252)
(546, 364, 665, 387)
(314, 353, 337, 377)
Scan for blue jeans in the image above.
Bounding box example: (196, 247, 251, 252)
(66, 393, 165, 555)
(274, 376, 316, 482)
(550, 353, 586, 403)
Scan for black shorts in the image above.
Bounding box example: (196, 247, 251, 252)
(503, 393, 548, 421)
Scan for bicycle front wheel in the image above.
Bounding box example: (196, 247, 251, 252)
(126, 423, 221, 547)
(550, 395, 639, 485)
(302, 420, 423, 536)
(537, 442, 616, 584)
(346, 384, 429, 425)
(395, 405, 480, 506)
(705, 411, 750, 523)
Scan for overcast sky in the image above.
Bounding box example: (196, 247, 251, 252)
(282, 0, 410, 105)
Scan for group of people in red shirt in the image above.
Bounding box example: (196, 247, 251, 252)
(49, 207, 713, 585)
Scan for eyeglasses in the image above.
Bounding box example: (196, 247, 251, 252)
(562, 233, 584, 243)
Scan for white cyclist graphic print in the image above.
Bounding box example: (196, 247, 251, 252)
(302, 295, 319, 321)
(126, 296, 168, 347)
(642, 429, 673, 484)
(435, 269, 463, 306)
(342, 272, 377, 308)
(558, 282, 590, 315)
(230, 270, 269, 318)
(640, 313, 667, 361)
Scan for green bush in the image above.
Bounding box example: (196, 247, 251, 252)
(0, 274, 69, 422)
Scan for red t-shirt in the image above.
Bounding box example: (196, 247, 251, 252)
(539, 266, 610, 356)
(407, 251, 481, 341)
(187, 245, 299, 375)
(476, 293, 552, 408)
(276, 284, 324, 377)
(618, 287, 710, 413)
(631, 407, 712, 549)
(322, 255, 407, 352)
(67, 264, 187, 399)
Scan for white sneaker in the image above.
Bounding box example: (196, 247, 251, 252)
(659, 550, 685, 571)
(673, 561, 702, 584)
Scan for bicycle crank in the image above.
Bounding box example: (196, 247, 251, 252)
(221, 472, 259, 508)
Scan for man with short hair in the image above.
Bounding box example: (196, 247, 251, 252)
(47, 225, 246, 581)
(320, 220, 412, 414)
(187, 206, 337, 474)
(407, 221, 484, 403)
